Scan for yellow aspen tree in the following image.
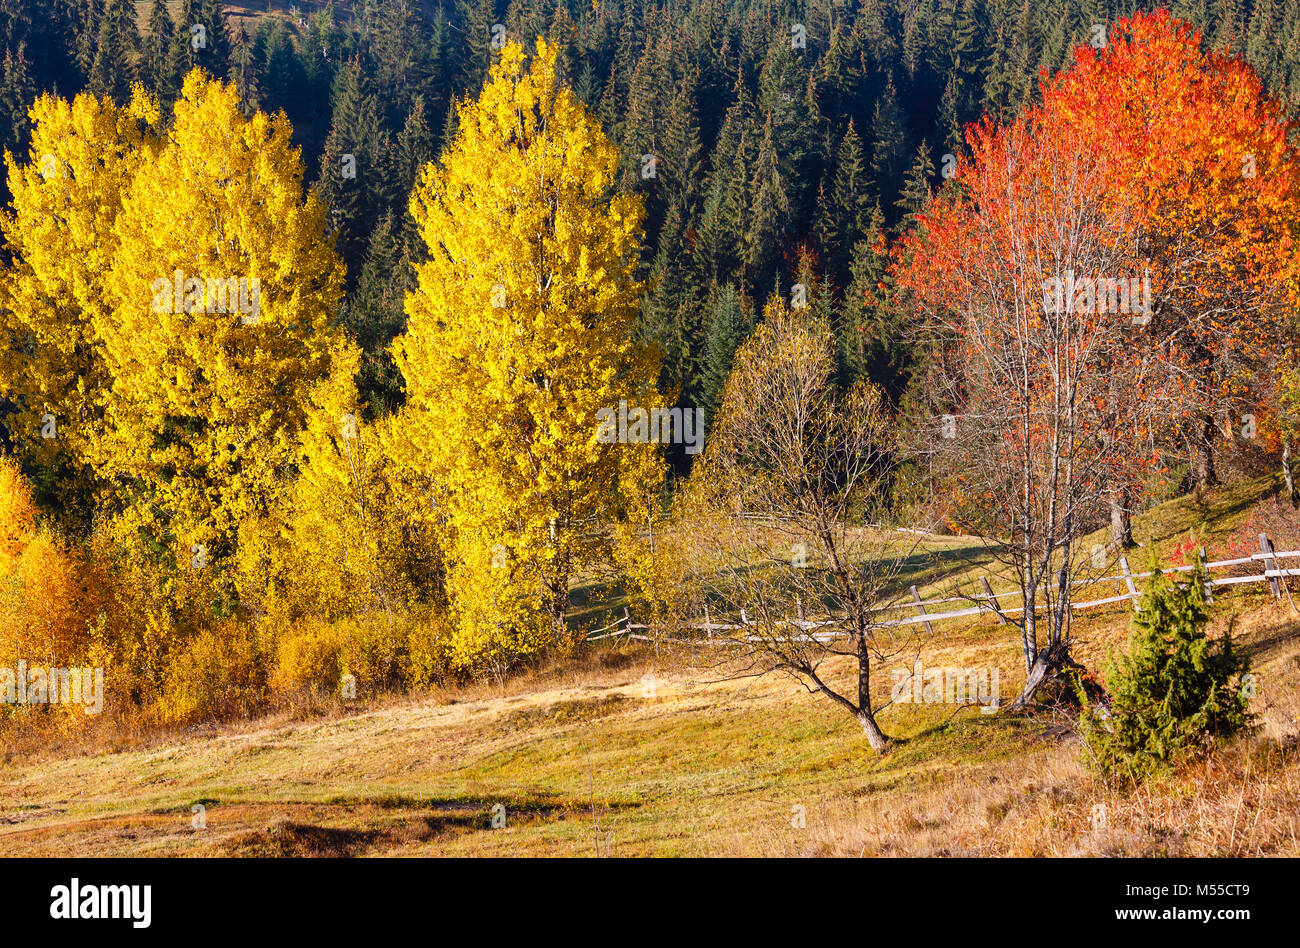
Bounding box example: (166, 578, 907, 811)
(392, 39, 662, 673)
(0, 88, 160, 520)
(100, 69, 343, 574)
(241, 342, 415, 626)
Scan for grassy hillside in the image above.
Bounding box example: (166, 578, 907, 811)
(4, 478, 1300, 856)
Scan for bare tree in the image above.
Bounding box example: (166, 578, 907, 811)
(895, 109, 1176, 706)
(674, 299, 919, 752)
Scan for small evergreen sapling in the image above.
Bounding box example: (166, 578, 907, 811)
(1081, 558, 1254, 779)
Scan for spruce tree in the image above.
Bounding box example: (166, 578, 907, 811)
(895, 139, 937, 219)
(88, 0, 136, 103)
(596, 65, 621, 139)
(257, 20, 307, 131)
(368, 0, 429, 117)
(440, 93, 460, 153)
(698, 72, 757, 285)
(317, 58, 391, 280)
(743, 122, 783, 282)
(936, 74, 963, 152)
(817, 120, 874, 282)
(755, 33, 816, 229)
(943, 0, 983, 121)
(870, 77, 908, 210)
(504, 0, 547, 53)
(229, 24, 260, 116)
(194, 0, 232, 74)
(700, 282, 750, 429)
(140, 0, 176, 103)
(349, 211, 413, 414)
(0, 41, 33, 154)
(165, 0, 230, 88)
(659, 68, 703, 227)
(1082, 560, 1254, 779)
(299, 3, 341, 152)
(574, 60, 600, 110)
(840, 208, 906, 397)
(0, 0, 35, 56)
(70, 0, 103, 86)
(453, 0, 497, 92)
(397, 95, 435, 200)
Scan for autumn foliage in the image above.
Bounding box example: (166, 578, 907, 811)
(1, 15, 1298, 736)
(1040, 10, 1300, 487)
(392, 39, 662, 675)
(0, 458, 110, 671)
(891, 10, 1300, 700)
(0, 44, 663, 726)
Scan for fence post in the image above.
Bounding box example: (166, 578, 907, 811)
(1200, 546, 1214, 604)
(1260, 533, 1281, 599)
(909, 585, 934, 635)
(1119, 557, 1140, 612)
(740, 607, 748, 625)
(796, 595, 804, 628)
(703, 603, 712, 642)
(980, 576, 1007, 625)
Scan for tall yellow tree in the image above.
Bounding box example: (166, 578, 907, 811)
(392, 39, 662, 673)
(239, 341, 438, 627)
(0, 88, 159, 520)
(100, 69, 344, 571)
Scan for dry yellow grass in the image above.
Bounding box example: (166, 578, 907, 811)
(4, 478, 1299, 856)
(2, 596, 1298, 856)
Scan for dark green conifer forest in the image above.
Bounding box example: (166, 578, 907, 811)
(3, 0, 1297, 460)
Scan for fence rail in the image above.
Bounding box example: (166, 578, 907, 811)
(585, 533, 1299, 646)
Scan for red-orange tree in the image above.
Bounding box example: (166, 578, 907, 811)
(895, 99, 1172, 704)
(1042, 11, 1300, 489)
(893, 11, 1300, 704)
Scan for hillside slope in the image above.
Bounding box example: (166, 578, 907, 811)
(4, 479, 1300, 856)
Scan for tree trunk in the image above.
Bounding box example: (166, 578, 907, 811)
(1284, 438, 1296, 508)
(855, 633, 890, 753)
(544, 573, 570, 640)
(1021, 557, 1037, 674)
(1109, 488, 1133, 548)
(551, 588, 569, 638)
(1192, 414, 1217, 490)
(1012, 639, 1072, 707)
(545, 517, 570, 639)
(855, 707, 890, 753)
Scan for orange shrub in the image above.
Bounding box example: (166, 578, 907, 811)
(157, 619, 267, 724)
(270, 617, 347, 698)
(0, 456, 37, 567)
(0, 459, 110, 667)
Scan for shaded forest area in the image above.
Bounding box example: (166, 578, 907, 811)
(5, 0, 1298, 466)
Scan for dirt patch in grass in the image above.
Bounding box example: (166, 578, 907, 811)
(0, 797, 591, 857)
(222, 819, 384, 857)
(211, 799, 589, 856)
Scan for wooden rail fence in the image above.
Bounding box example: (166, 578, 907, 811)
(584, 533, 1300, 646)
